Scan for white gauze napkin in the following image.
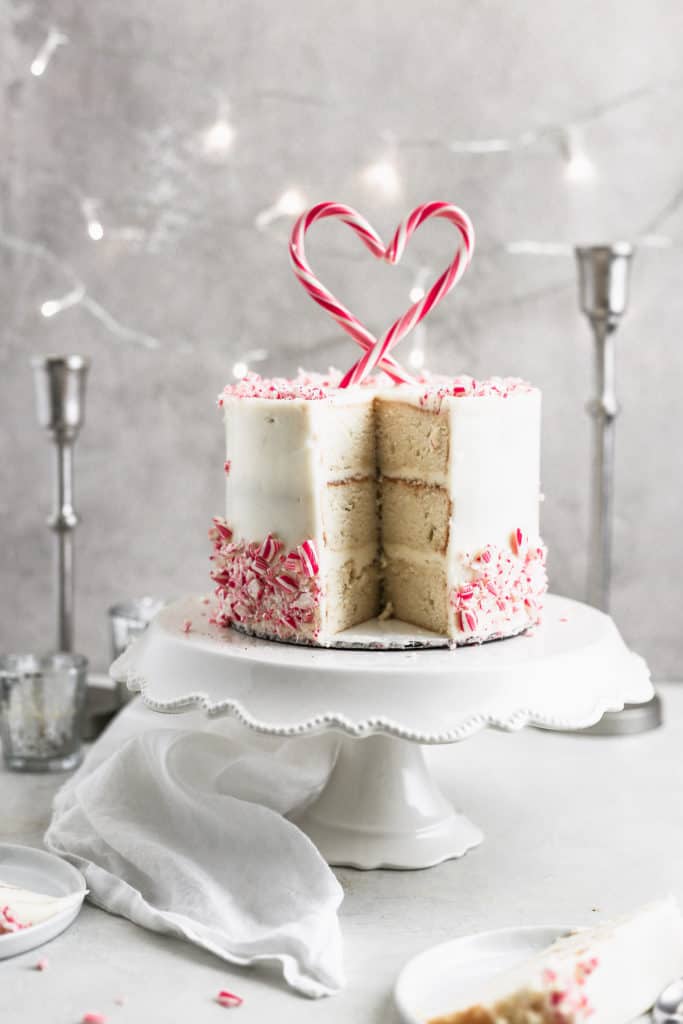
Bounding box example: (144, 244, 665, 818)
(45, 699, 343, 998)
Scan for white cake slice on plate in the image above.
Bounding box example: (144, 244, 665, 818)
(428, 898, 683, 1024)
(0, 880, 84, 934)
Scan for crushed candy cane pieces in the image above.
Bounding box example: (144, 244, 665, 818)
(216, 989, 243, 1008)
(298, 539, 320, 577)
(35, 958, 48, 971)
(182, 619, 192, 634)
(81, 1014, 107, 1024)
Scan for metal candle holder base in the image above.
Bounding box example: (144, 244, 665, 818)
(578, 695, 662, 736)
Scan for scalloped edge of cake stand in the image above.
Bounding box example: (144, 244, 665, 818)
(112, 593, 654, 744)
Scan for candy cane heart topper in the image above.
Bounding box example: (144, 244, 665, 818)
(288, 201, 475, 387)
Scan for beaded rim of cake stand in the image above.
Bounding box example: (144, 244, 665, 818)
(120, 653, 649, 745)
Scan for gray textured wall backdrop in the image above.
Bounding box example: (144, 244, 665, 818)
(2, 1, 682, 677)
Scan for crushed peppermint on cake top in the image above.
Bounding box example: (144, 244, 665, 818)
(416, 374, 536, 411)
(219, 368, 385, 403)
(219, 371, 336, 403)
(219, 370, 535, 406)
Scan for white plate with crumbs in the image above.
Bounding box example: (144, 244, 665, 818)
(394, 924, 651, 1024)
(0, 844, 86, 958)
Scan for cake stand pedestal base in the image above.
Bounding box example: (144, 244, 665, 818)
(293, 734, 482, 870)
(112, 594, 654, 871)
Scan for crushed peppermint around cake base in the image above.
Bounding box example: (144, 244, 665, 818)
(210, 519, 546, 646)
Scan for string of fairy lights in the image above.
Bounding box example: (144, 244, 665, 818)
(4, 25, 681, 379)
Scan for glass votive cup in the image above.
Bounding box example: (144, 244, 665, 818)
(108, 597, 165, 703)
(0, 653, 88, 772)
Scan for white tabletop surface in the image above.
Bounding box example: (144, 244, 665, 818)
(2, 685, 682, 1024)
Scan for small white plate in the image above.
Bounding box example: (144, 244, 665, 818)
(394, 925, 570, 1024)
(0, 844, 86, 959)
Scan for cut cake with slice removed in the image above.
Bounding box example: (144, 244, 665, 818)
(210, 370, 547, 645)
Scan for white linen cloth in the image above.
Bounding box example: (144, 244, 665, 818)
(45, 698, 343, 998)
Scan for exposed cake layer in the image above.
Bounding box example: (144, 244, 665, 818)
(382, 478, 451, 553)
(324, 557, 380, 634)
(323, 478, 378, 551)
(383, 555, 449, 634)
(377, 385, 544, 641)
(376, 401, 449, 486)
(428, 899, 683, 1024)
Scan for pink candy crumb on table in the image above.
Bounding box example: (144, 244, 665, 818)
(216, 989, 243, 1009)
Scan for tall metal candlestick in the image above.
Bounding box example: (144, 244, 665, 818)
(573, 247, 661, 734)
(31, 355, 90, 652)
(574, 244, 633, 612)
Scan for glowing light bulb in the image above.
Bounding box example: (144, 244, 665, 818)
(562, 127, 596, 184)
(39, 286, 85, 318)
(254, 188, 307, 230)
(275, 188, 307, 217)
(202, 119, 235, 157)
(408, 348, 425, 370)
(30, 29, 68, 77)
(362, 160, 401, 199)
(565, 151, 596, 183)
(409, 286, 425, 303)
(87, 220, 104, 241)
(232, 360, 248, 378)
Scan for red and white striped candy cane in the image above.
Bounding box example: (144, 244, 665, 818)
(340, 203, 474, 387)
(289, 201, 475, 388)
(289, 203, 414, 384)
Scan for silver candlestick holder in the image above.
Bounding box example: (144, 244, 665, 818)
(575, 244, 632, 612)
(31, 355, 90, 653)
(573, 246, 661, 735)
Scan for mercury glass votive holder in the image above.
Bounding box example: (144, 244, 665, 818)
(0, 653, 87, 772)
(108, 597, 165, 703)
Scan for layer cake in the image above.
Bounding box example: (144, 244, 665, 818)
(210, 371, 547, 645)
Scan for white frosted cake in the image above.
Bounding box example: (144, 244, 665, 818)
(209, 369, 547, 645)
(427, 898, 683, 1024)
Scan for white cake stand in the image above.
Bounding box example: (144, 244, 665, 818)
(110, 594, 652, 871)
